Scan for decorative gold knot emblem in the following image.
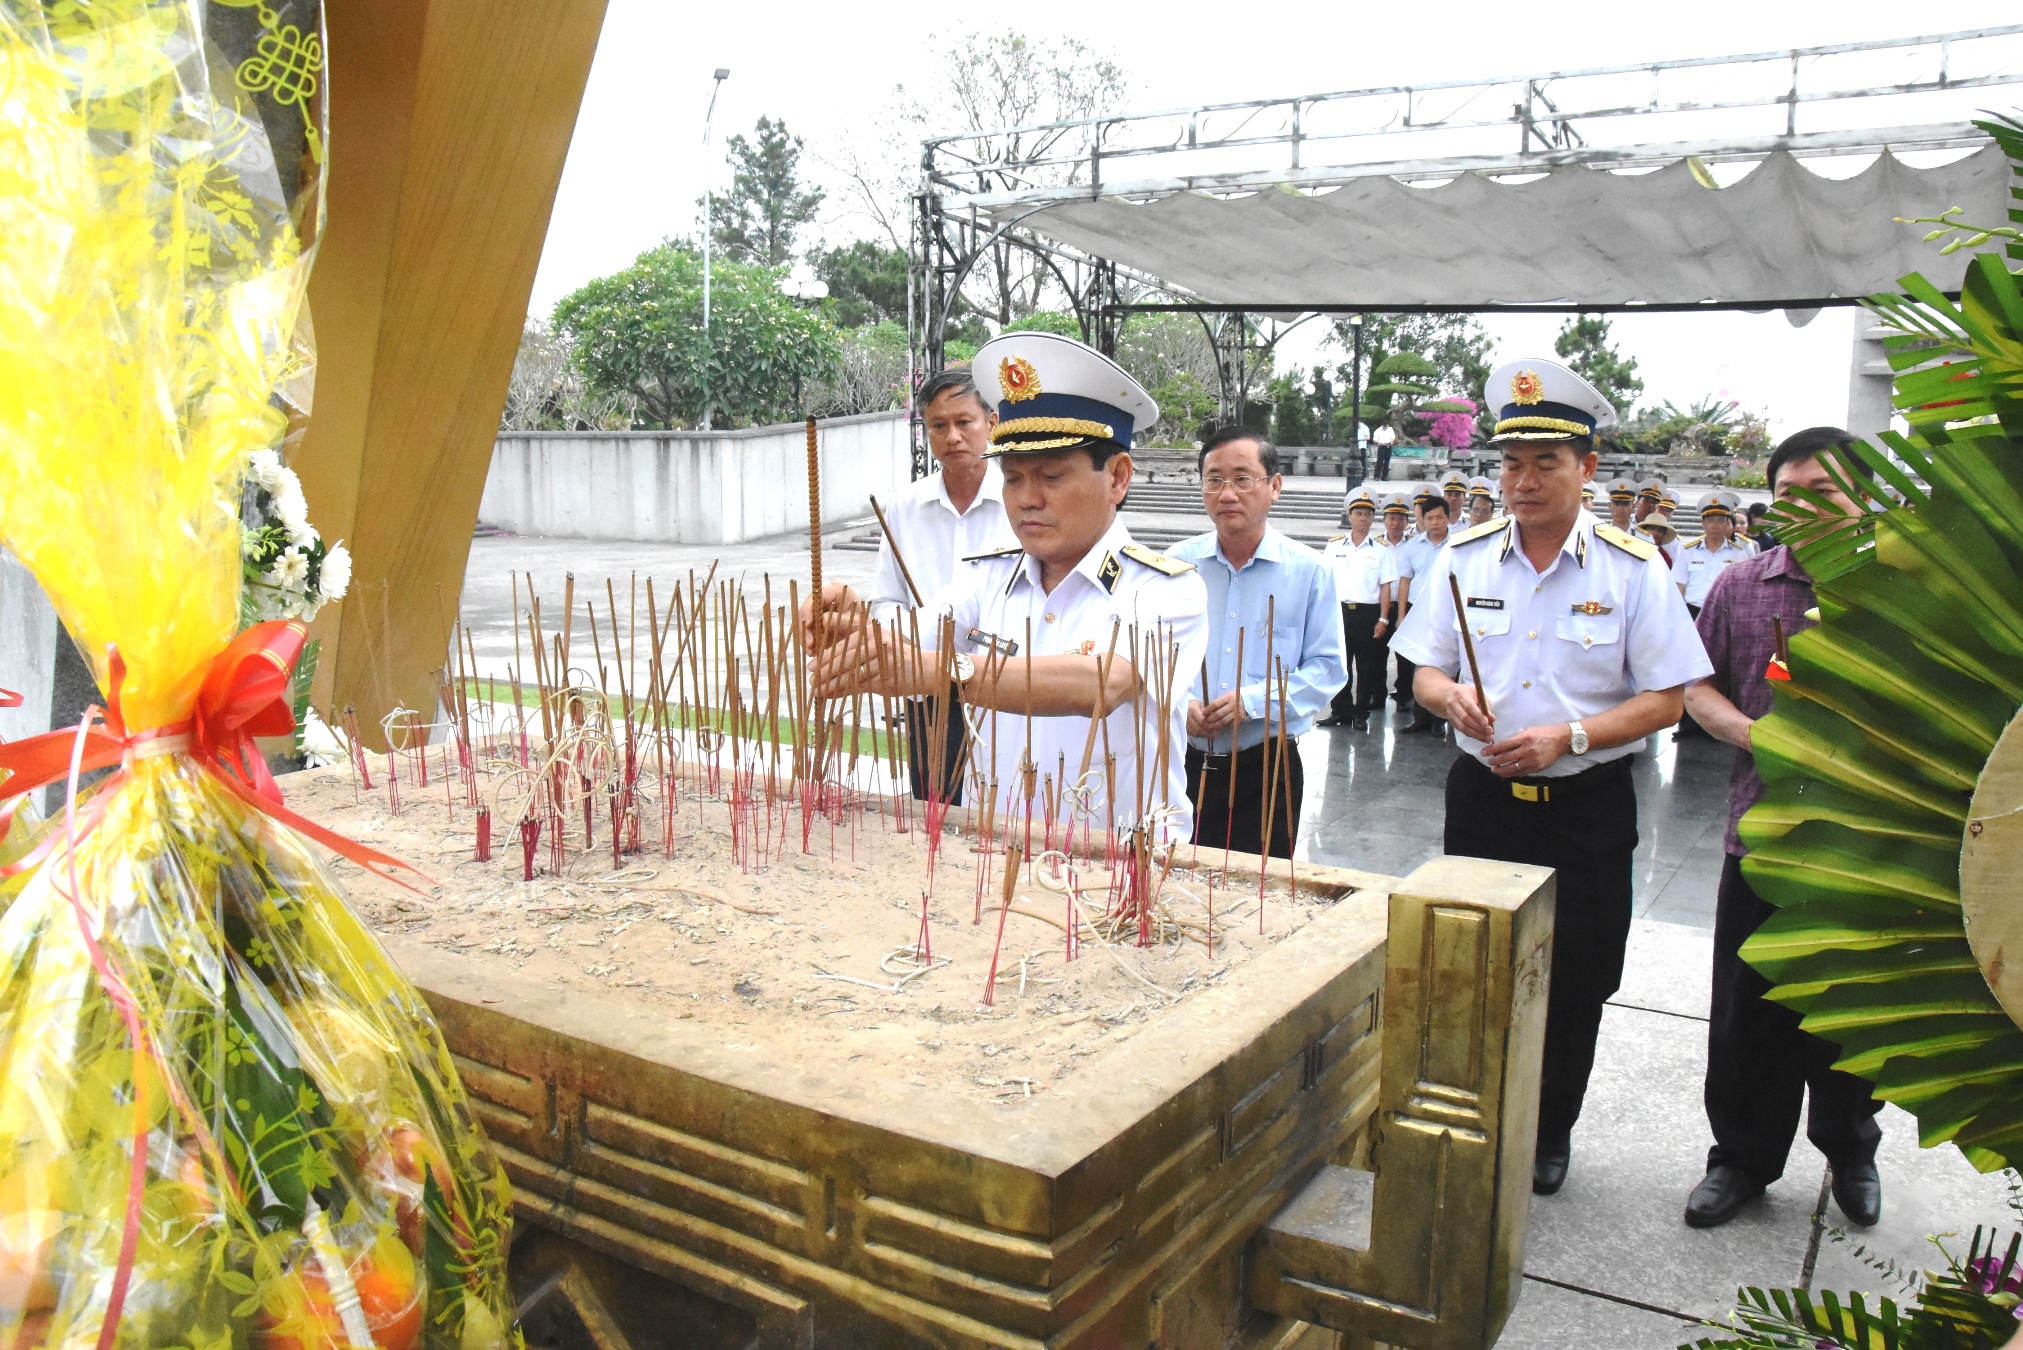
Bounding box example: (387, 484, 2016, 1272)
(1510, 370, 1545, 405)
(1000, 356, 1042, 403)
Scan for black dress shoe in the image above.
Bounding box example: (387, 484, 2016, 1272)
(1316, 715, 1348, 728)
(1533, 1145, 1570, 1195)
(1684, 1163, 1766, 1228)
(1831, 1161, 1881, 1228)
(1405, 716, 1436, 734)
(1349, 715, 1367, 731)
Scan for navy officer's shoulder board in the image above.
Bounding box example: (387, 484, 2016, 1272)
(1595, 523, 1659, 562)
(1121, 542, 1196, 577)
(1447, 516, 1512, 549)
(961, 545, 1024, 563)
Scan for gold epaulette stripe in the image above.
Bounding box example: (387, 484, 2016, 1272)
(1121, 542, 1196, 576)
(1449, 517, 1512, 548)
(1595, 523, 1659, 561)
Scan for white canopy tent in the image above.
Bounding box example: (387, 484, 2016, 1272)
(992, 145, 2008, 311)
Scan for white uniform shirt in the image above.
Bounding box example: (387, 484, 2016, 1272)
(1672, 536, 1754, 607)
(1321, 531, 1387, 605)
(940, 516, 1210, 839)
(1390, 513, 1712, 777)
(868, 462, 1017, 620)
(1379, 530, 1448, 610)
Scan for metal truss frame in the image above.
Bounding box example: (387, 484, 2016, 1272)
(905, 26, 2023, 474)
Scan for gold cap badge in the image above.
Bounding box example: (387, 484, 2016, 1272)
(1000, 355, 1041, 403)
(1510, 370, 1545, 405)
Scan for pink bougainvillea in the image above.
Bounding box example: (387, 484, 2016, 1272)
(1425, 398, 1478, 449)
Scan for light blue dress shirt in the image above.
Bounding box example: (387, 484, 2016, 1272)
(1170, 526, 1348, 753)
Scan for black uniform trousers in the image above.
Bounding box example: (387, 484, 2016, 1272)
(1330, 603, 1388, 719)
(1186, 742, 1304, 859)
(1390, 601, 1416, 705)
(1445, 752, 1635, 1150)
(1705, 852, 1882, 1183)
(903, 696, 969, 805)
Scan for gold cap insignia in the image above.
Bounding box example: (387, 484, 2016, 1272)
(1510, 370, 1545, 405)
(1000, 355, 1042, 404)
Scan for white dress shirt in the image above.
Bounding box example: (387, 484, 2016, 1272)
(868, 462, 1017, 620)
(1321, 530, 1387, 605)
(1673, 536, 1754, 607)
(1391, 513, 1712, 777)
(940, 516, 1209, 839)
(1170, 526, 1347, 753)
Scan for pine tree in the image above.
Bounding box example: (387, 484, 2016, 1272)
(1554, 314, 1644, 413)
(705, 117, 825, 268)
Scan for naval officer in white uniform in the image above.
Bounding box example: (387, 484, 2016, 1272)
(1391, 357, 1712, 1198)
(805, 332, 1210, 840)
(865, 367, 1020, 802)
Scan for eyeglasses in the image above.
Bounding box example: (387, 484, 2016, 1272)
(1203, 475, 1266, 493)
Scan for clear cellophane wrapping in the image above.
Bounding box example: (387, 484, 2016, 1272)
(0, 5, 516, 1348)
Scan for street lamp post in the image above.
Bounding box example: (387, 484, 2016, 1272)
(1346, 314, 1365, 489)
(700, 67, 729, 431)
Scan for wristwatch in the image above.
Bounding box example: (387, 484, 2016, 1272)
(1568, 719, 1590, 756)
(950, 652, 976, 686)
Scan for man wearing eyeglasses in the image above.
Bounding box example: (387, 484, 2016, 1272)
(1171, 427, 1347, 857)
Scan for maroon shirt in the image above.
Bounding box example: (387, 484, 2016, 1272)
(1693, 545, 1816, 856)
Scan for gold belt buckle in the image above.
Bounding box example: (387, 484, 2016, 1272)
(1511, 782, 1548, 803)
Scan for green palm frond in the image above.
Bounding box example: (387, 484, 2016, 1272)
(1685, 1226, 2023, 1349)
(1739, 114, 2023, 1174)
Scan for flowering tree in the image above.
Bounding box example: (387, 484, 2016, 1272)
(1425, 398, 1478, 449)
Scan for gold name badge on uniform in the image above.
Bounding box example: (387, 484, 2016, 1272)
(1571, 601, 1613, 615)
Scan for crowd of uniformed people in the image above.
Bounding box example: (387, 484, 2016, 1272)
(807, 331, 1884, 1239)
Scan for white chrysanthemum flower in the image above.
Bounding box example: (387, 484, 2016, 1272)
(265, 546, 310, 592)
(273, 473, 310, 535)
(246, 448, 284, 492)
(318, 542, 352, 601)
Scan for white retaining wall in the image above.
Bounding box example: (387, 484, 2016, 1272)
(478, 410, 911, 545)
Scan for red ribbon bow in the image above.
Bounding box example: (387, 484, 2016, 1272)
(0, 620, 423, 888)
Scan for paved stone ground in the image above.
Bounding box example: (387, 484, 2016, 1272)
(456, 506, 2015, 1350)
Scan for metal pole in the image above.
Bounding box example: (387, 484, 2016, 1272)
(1348, 316, 1365, 488)
(701, 68, 729, 431)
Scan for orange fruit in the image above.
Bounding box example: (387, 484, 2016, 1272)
(1, 1310, 51, 1350)
(251, 1232, 424, 1350)
(0, 1211, 57, 1317)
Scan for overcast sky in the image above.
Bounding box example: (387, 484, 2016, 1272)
(528, 0, 2014, 440)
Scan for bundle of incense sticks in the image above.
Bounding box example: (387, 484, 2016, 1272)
(321, 569, 1302, 1000)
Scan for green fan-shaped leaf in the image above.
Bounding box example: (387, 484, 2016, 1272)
(1829, 1013, 2019, 1076)
(1740, 143, 2023, 1173)
(1762, 940, 1981, 1000)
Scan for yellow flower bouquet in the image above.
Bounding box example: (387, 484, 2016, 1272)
(0, 5, 515, 1348)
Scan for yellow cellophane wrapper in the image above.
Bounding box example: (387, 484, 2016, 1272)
(0, 6, 516, 1349)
